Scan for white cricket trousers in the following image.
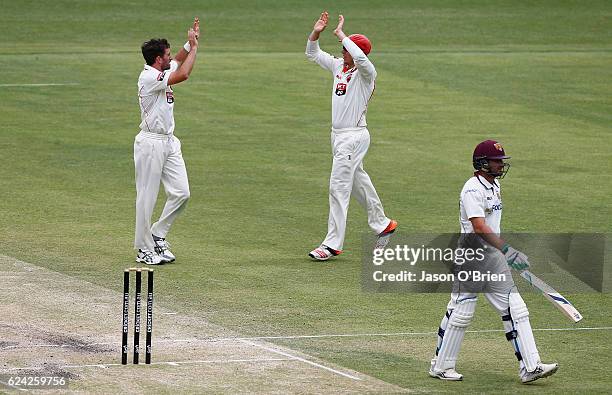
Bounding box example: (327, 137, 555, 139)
(322, 127, 390, 251)
(434, 249, 541, 372)
(134, 131, 190, 251)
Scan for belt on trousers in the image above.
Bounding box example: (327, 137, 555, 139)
(138, 130, 173, 140)
(331, 126, 367, 134)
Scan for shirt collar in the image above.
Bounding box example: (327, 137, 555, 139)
(475, 173, 499, 190)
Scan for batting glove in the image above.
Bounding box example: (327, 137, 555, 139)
(502, 244, 530, 270)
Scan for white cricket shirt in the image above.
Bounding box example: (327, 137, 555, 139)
(459, 174, 503, 234)
(137, 60, 178, 135)
(305, 37, 376, 130)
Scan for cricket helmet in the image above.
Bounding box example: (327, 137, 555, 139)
(473, 139, 511, 178)
(349, 34, 372, 55)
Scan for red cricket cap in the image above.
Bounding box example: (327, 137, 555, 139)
(349, 34, 372, 55)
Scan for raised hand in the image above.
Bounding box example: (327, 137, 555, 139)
(333, 14, 345, 39)
(188, 28, 198, 48)
(313, 11, 329, 33)
(193, 17, 200, 39)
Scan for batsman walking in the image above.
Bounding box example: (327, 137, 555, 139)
(305, 12, 396, 261)
(134, 18, 200, 265)
(429, 140, 558, 383)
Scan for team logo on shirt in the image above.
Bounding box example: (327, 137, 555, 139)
(335, 83, 347, 96)
(157, 72, 166, 81)
(166, 91, 174, 104)
(485, 203, 503, 214)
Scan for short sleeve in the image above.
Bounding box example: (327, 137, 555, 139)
(462, 188, 485, 219)
(140, 69, 172, 94)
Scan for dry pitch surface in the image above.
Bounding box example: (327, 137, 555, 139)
(0, 255, 408, 393)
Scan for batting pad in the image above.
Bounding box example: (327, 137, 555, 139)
(434, 297, 477, 371)
(509, 293, 541, 372)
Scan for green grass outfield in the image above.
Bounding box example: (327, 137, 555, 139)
(1, 0, 611, 392)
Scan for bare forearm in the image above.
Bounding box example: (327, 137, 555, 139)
(473, 224, 505, 250)
(168, 18, 199, 85)
(309, 30, 321, 41)
(168, 47, 198, 85)
(179, 47, 198, 78)
(174, 47, 189, 64)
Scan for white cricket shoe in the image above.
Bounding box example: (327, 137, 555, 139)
(308, 245, 342, 261)
(153, 237, 175, 263)
(136, 249, 164, 265)
(429, 368, 463, 381)
(520, 362, 558, 383)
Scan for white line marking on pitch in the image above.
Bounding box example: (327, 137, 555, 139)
(143, 326, 612, 343)
(4, 357, 292, 371)
(0, 83, 80, 87)
(89, 325, 612, 347)
(239, 339, 362, 381)
(239, 326, 612, 340)
(2, 326, 611, 350)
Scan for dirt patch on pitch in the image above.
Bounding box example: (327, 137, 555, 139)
(0, 256, 408, 393)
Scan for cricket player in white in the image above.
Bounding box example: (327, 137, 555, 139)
(134, 18, 200, 265)
(429, 140, 558, 383)
(306, 12, 397, 261)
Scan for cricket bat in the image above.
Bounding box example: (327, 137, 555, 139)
(519, 270, 583, 323)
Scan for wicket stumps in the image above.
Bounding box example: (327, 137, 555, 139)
(121, 268, 154, 365)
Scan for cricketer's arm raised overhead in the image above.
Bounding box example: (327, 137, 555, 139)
(134, 17, 201, 265)
(305, 12, 397, 261)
